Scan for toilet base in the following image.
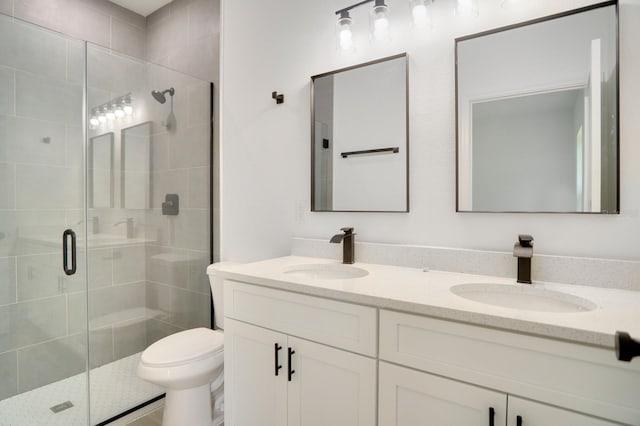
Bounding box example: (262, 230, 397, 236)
(163, 384, 212, 426)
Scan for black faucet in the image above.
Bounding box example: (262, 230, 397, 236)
(513, 234, 534, 284)
(330, 227, 355, 264)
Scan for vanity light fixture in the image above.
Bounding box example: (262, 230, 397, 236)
(89, 93, 134, 128)
(335, 0, 393, 50)
(335, 0, 440, 50)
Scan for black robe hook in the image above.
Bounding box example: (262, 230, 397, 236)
(272, 91, 284, 104)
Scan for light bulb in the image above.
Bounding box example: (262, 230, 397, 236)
(371, 2, 390, 41)
(114, 106, 125, 118)
(90, 116, 99, 127)
(411, 0, 433, 30)
(456, 0, 478, 17)
(123, 96, 133, 115)
(106, 110, 115, 121)
(98, 110, 107, 123)
(339, 26, 353, 50)
(336, 11, 354, 52)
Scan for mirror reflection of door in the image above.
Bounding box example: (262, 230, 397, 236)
(456, 3, 618, 213)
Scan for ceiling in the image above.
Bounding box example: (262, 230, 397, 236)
(108, 0, 173, 17)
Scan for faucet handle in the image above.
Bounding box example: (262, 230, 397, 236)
(340, 227, 354, 234)
(518, 234, 534, 247)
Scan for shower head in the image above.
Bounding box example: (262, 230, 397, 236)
(151, 87, 175, 104)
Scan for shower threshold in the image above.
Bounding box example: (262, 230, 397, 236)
(0, 352, 163, 426)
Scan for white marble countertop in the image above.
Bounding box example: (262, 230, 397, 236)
(211, 256, 640, 349)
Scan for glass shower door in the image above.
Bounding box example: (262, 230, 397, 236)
(0, 13, 89, 426)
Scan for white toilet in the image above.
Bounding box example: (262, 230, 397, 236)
(137, 263, 230, 426)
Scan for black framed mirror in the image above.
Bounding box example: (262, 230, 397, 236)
(311, 53, 409, 212)
(456, 1, 618, 213)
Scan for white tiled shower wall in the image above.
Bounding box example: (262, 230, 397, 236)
(0, 0, 219, 400)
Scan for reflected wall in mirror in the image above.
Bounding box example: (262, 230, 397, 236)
(121, 122, 151, 209)
(89, 133, 114, 208)
(311, 53, 409, 212)
(456, 2, 618, 213)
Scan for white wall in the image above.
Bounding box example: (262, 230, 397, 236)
(220, 0, 640, 262)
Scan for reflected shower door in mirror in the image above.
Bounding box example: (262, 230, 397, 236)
(89, 133, 114, 208)
(456, 2, 618, 213)
(121, 122, 151, 209)
(311, 53, 409, 212)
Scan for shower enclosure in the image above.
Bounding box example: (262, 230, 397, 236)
(0, 13, 212, 425)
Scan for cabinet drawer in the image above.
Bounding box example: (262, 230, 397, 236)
(380, 310, 640, 425)
(225, 281, 377, 356)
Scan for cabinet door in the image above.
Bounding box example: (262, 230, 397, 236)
(507, 397, 619, 426)
(379, 361, 507, 426)
(224, 319, 288, 426)
(287, 336, 377, 426)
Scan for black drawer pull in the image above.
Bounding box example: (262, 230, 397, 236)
(62, 229, 77, 276)
(517, 415, 523, 426)
(288, 347, 295, 381)
(489, 407, 495, 426)
(274, 343, 283, 376)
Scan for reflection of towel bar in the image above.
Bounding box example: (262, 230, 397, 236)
(341, 147, 399, 158)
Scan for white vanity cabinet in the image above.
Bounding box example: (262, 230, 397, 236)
(379, 361, 619, 426)
(379, 310, 640, 426)
(379, 361, 507, 426)
(223, 281, 377, 426)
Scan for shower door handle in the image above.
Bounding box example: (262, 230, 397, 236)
(62, 229, 77, 276)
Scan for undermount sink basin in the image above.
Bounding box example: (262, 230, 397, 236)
(283, 264, 369, 280)
(451, 283, 597, 313)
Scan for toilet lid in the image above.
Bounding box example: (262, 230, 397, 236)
(141, 328, 224, 367)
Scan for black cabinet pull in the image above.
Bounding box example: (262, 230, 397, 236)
(489, 407, 495, 426)
(615, 331, 640, 362)
(516, 415, 523, 426)
(274, 343, 283, 376)
(62, 229, 77, 276)
(287, 347, 295, 381)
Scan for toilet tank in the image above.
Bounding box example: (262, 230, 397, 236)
(207, 262, 239, 330)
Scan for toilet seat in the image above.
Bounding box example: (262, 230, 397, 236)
(141, 327, 224, 368)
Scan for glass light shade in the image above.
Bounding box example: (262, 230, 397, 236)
(370, 4, 390, 41)
(114, 106, 125, 118)
(123, 97, 133, 115)
(98, 108, 107, 123)
(106, 110, 115, 121)
(456, 0, 479, 17)
(336, 14, 354, 51)
(90, 116, 99, 127)
(411, 0, 434, 30)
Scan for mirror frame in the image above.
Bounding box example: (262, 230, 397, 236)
(310, 52, 410, 213)
(88, 132, 114, 208)
(120, 121, 152, 209)
(454, 0, 619, 214)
